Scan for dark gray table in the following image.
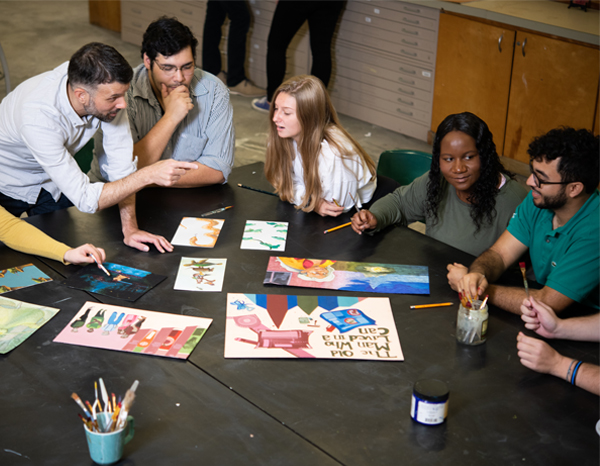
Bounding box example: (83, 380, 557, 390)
(3, 162, 598, 465)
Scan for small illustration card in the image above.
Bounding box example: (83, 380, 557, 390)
(0, 296, 59, 354)
(264, 257, 429, 295)
(240, 220, 288, 251)
(54, 301, 212, 359)
(0, 263, 52, 294)
(174, 257, 227, 292)
(225, 293, 403, 361)
(61, 262, 166, 302)
(171, 217, 224, 248)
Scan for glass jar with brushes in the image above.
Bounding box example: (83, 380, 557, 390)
(456, 296, 489, 345)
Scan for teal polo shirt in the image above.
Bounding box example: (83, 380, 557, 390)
(507, 190, 599, 309)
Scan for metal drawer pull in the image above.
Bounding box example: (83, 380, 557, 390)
(403, 6, 421, 13)
(402, 39, 418, 46)
(403, 17, 420, 25)
(397, 108, 414, 117)
(397, 98, 414, 106)
(132, 8, 141, 14)
(181, 9, 192, 15)
(365, 17, 372, 23)
(401, 49, 417, 57)
(521, 37, 527, 57)
(398, 87, 415, 96)
(132, 21, 142, 28)
(398, 77, 415, 85)
(402, 28, 418, 35)
(399, 67, 416, 75)
(373, 8, 380, 14)
(498, 33, 503, 53)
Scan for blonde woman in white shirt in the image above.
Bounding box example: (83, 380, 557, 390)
(265, 75, 377, 217)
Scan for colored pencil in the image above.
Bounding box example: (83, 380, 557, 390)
(519, 261, 529, 298)
(237, 183, 278, 197)
(200, 205, 233, 217)
(323, 222, 352, 235)
(91, 254, 110, 277)
(410, 302, 453, 309)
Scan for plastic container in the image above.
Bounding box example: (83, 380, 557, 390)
(410, 379, 449, 425)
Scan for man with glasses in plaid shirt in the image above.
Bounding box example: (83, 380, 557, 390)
(447, 127, 599, 315)
(92, 17, 234, 189)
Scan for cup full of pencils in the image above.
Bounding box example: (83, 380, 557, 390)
(73, 378, 138, 465)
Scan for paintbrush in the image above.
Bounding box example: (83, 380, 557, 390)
(71, 392, 92, 419)
(116, 380, 139, 430)
(519, 262, 529, 299)
(480, 295, 489, 309)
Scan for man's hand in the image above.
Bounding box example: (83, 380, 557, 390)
(161, 83, 194, 125)
(351, 209, 377, 234)
(140, 159, 198, 187)
(123, 228, 174, 253)
(316, 199, 344, 217)
(517, 332, 564, 375)
(520, 296, 561, 339)
(63, 243, 106, 265)
(446, 262, 484, 295)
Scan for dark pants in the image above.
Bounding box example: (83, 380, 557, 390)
(266, 0, 345, 101)
(202, 0, 251, 87)
(0, 188, 73, 217)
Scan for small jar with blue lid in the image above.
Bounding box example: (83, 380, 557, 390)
(410, 379, 449, 425)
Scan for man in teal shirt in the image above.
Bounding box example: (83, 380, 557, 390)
(448, 127, 599, 314)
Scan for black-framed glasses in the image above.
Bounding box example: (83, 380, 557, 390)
(153, 61, 195, 77)
(529, 163, 571, 188)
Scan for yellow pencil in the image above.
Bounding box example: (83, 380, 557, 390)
(323, 222, 352, 235)
(410, 302, 453, 309)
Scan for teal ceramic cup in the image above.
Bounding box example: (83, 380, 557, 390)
(84, 412, 134, 465)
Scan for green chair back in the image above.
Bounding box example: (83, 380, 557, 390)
(377, 149, 432, 186)
(74, 138, 94, 174)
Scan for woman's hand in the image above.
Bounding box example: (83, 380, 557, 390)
(316, 199, 345, 217)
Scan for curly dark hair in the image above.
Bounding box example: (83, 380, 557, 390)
(68, 42, 132, 88)
(141, 16, 198, 62)
(528, 127, 599, 194)
(426, 112, 513, 232)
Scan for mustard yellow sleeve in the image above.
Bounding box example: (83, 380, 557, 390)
(0, 206, 71, 263)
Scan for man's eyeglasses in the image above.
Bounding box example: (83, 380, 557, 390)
(529, 163, 571, 188)
(154, 61, 195, 77)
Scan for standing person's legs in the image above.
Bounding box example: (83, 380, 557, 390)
(306, 1, 345, 88)
(0, 189, 73, 217)
(222, 1, 250, 87)
(266, 1, 310, 101)
(202, 0, 228, 76)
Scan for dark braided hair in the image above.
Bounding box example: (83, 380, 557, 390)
(425, 112, 513, 232)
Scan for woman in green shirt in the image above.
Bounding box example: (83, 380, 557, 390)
(351, 112, 527, 256)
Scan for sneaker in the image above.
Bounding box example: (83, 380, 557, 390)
(216, 71, 227, 85)
(229, 79, 266, 98)
(251, 96, 270, 113)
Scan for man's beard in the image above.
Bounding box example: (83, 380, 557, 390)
(533, 187, 568, 210)
(83, 98, 118, 123)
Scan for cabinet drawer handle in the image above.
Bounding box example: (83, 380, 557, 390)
(403, 17, 420, 25)
(364, 16, 372, 23)
(397, 108, 414, 117)
(498, 33, 503, 53)
(402, 27, 418, 35)
(398, 77, 415, 85)
(399, 67, 416, 75)
(373, 8, 380, 14)
(521, 37, 527, 57)
(181, 9, 193, 15)
(403, 6, 421, 14)
(402, 39, 418, 47)
(132, 21, 142, 28)
(400, 49, 417, 57)
(397, 98, 414, 106)
(398, 87, 415, 96)
(132, 8, 142, 14)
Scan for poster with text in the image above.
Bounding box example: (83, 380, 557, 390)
(225, 293, 403, 361)
(54, 302, 212, 359)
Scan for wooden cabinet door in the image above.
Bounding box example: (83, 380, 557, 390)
(504, 31, 599, 163)
(432, 14, 515, 154)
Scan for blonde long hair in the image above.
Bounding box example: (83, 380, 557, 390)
(264, 75, 376, 212)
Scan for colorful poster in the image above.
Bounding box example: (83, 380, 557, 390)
(225, 293, 403, 361)
(62, 263, 166, 302)
(240, 220, 288, 251)
(54, 302, 212, 359)
(0, 263, 52, 294)
(0, 296, 59, 354)
(174, 258, 227, 292)
(171, 217, 224, 248)
(263, 257, 429, 295)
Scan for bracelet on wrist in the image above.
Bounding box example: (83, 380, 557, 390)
(571, 361, 583, 385)
(566, 359, 577, 382)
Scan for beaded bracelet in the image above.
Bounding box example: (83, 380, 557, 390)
(566, 359, 577, 382)
(571, 361, 583, 385)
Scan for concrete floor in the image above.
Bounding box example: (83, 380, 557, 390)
(0, 0, 434, 169)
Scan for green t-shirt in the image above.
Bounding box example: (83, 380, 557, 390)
(369, 172, 527, 256)
(507, 190, 599, 308)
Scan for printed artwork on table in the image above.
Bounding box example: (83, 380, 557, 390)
(171, 217, 224, 248)
(263, 257, 429, 295)
(0, 263, 52, 294)
(54, 301, 212, 359)
(174, 258, 227, 292)
(0, 296, 59, 354)
(61, 263, 166, 302)
(240, 220, 288, 251)
(225, 293, 403, 361)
